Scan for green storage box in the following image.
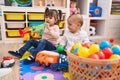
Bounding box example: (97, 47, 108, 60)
(28, 21, 44, 27)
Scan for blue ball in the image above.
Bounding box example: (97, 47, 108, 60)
(112, 46, 120, 55)
(99, 40, 111, 50)
(73, 48, 79, 53)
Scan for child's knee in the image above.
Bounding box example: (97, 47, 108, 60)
(41, 39, 48, 44)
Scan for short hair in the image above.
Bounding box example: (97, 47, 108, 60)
(68, 14, 83, 26)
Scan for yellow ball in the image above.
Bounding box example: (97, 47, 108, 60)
(110, 54, 120, 59)
(78, 47, 90, 58)
(89, 44, 100, 54)
(72, 43, 82, 49)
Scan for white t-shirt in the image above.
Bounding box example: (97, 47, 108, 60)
(59, 29, 90, 49)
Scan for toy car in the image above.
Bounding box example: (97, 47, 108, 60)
(35, 50, 59, 67)
(50, 54, 68, 72)
(1, 56, 15, 68)
(35, 50, 68, 72)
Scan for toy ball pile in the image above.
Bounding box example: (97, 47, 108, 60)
(70, 40, 120, 60)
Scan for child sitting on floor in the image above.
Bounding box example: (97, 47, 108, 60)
(59, 13, 90, 51)
(8, 7, 62, 64)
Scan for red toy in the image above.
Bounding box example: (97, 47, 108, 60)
(102, 48, 113, 59)
(96, 52, 105, 59)
(82, 43, 90, 48)
(1, 56, 15, 68)
(88, 54, 99, 59)
(109, 38, 114, 43)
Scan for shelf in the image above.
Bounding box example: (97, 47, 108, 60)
(33, 0, 66, 8)
(1, 6, 67, 13)
(90, 17, 106, 20)
(110, 15, 120, 19)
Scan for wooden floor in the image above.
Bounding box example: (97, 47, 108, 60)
(0, 38, 120, 80)
(0, 43, 23, 80)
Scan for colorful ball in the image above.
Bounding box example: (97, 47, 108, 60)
(72, 43, 82, 49)
(102, 48, 113, 59)
(89, 44, 100, 54)
(78, 47, 90, 58)
(99, 40, 111, 50)
(88, 54, 99, 59)
(73, 48, 79, 53)
(112, 46, 120, 55)
(82, 43, 90, 48)
(109, 38, 114, 43)
(57, 45, 64, 53)
(110, 54, 120, 59)
(96, 52, 105, 59)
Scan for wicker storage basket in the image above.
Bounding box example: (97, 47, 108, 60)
(67, 48, 120, 80)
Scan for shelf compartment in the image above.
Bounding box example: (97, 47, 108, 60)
(4, 13, 25, 21)
(5, 22, 26, 29)
(45, 0, 66, 8)
(89, 20, 105, 36)
(28, 21, 44, 27)
(33, 0, 66, 8)
(28, 13, 44, 20)
(33, 0, 45, 7)
(111, 11, 120, 15)
(6, 30, 20, 37)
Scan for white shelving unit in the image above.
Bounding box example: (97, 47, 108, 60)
(0, 0, 120, 43)
(0, 0, 70, 43)
(77, 0, 120, 39)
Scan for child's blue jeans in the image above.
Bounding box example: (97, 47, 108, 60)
(19, 39, 56, 57)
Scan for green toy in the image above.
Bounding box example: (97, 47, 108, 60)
(30, 23, 46, 32)
(57, 45, 64, 53)
(19, 23, 46, 37)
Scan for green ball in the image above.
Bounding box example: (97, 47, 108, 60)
(57, 45, 64, 53)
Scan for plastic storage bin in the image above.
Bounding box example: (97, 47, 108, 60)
(28, 13, 44, 20)
(6, 30, 20, 37)
(4, 13, 25, 21)
(28, 21, 44, 27)
(6, 22, 25, 29)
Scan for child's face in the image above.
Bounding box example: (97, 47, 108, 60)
(45, 16, 57, 26)
(68, 22, 80, 33)
(67, 15, 82, 33)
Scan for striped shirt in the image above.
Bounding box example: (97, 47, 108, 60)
(42, 25, 60, 47)
(59, 29, 90, 49)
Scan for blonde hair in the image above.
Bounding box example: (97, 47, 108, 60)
(68, 14, 83, 26)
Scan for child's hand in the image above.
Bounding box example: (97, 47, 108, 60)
(45, 23, 50, 30)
